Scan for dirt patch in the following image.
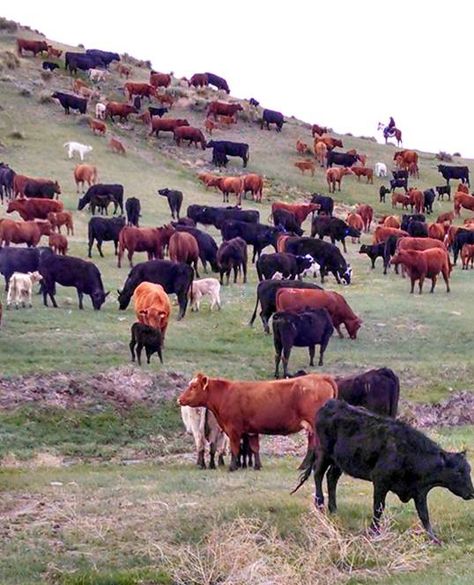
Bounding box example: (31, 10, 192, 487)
(400, 392, 474, 428)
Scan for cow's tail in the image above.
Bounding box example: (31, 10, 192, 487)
(380, 367, 400, 417)
(248, 289, 260, 327)
(291, 447, 316, 494)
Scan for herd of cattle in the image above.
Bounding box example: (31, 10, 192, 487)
(1, 36, 473, 544)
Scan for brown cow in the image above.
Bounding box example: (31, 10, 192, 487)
(117, 224, 175, 268)
(216, 177, 245, 206)
(346, 213, 364, 242)
(207, 102, 243, 120)
(108, 137, 126, 155)
(407, 188, 424, 213)
(276, 288, 362, 339)
(397, 237, 446, 253)
(311, 124, 328, 137)
(47, 45, 62, 58)
(373, 226, 409, 244)
(461, 244, 474, 269)
(383, 215, 401, 229)
(0, 219, 51, 247)
(355, 204, 373, 232)
(47, 211, 74, 235)
(296, 140, 311, 155)
(204, 118, 218, 135)
(155, 93, 174, 107)
(408, 162, 419, 178)
(17, 38, 49, 57)
(116, 63, 131, 78)
(454, 192, 474, 216)
(74, 164, 97, 193)
(149, 118, 189, 137)
(326, 167, 353, 192)
(197, 172, 221, 190)
(437, 211, 454, 225)
(294, 160, 315, 176)
(243, 174, 264, 203)
(174, 126, 206, 149)
(169, 232, 200, 277)
(391, 192, 411, 209)
(134, 281, 172, 341)
(124, 82, 156, 101)
(351, 167, 373, 183)
(89, 118, 107, 135)
(317, 135, 343, 150)
(49, 232, 68, 255)
(218, 115, 236, 125)
(271, 202, 319, 226)
(314, 140, 327, 167)
(13, 175, 56, 198)
(457, 182, 470, 194)
(7, 198, 63, 221)
(105, 102, 138, 122)
(138, 111, 152, 125)
(177, 372, 338, 471)
(394, 150, 418, 169)
(149, 72, 172, 88)
(391, 248, 451, 293)
(188, 73, 208, 88)
(276, 233, 290, 253)
(427, 223, 445, 241)
(73, 78, 89, 94)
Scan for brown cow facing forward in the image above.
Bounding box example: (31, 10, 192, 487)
(391, 248, 451, 294)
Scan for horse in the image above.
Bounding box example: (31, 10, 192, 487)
(377, 122, 402, 147)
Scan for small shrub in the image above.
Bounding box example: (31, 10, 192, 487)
(8, 129, 25, 140)
(0, 17, 17, 32)
(40, 70, 52, 82)
(453, 152, 461, 157)
(189, 99, 208, 112)
(0, 51, 20, 70)
(436, 151, 452, 162)
(78, 43, 84, 49)
(18, 86, 32, 97)
(38, 91, 53, 104)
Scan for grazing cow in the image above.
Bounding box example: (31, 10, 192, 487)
(174, 126, 206, 149)
(273, 309, 334, 376)
(346, 213, 364, 242)
(391, 248, 451, 293)
(169, 231, 200, 277)
(261, 109, 285, 132)
(355, 204, 373, 232)
(406, 188, 424, 214)
(256, 253, 313, 281)
(17, 38, 49, 57)
(108, 137, 126, 155)
(437, 164, 470, 186)
(47, 46, 62, 58)
(276, 288, 362, 340)
(190, 278, 221, 311)
(311, 124, 328, 136)
(294, 400, 474, 544)
(391, 191, 411, 209)
(172, 225, 219, 273)
(64, 52, 104, 74)
(124, 82, 156, 101)
(314, 140, 328, 167)
(248, 279, 323, 333)
(178, 372, 337, 471)
(87, 216, 125, 258)
(350, 167, 373, 183)
(207, 140, 249, 168)
(6, 271, 43, 308)
(394, 150, 418, 170)
(78, 193, 116, 215)
(188, 73, 208, 88)
(457, 182, 470, 194)
(7, 198, 63, 221)
(461, 244, 474, 269)
(154, 93, 174, 107)
(207, 102, 243, 120)
(454, 192, 474, 216)
(311, 216, 360, 253)
(216, 177, 245, 206)
(64, 141, 93, 161)
(149, 117, 189, 137)
(326, 167, 353, 192)
(48, 233, 68, 255)
(428, 223, 445, 241)
(181, 406, 228, 469)
(436, 185, 451, 200)
(382, 215, 401, 228)
(408, 162, 420, 178)
(336, 368, 399, 417)
(105, 102, 138, 122)
(197, 172, 221, 190)
(205, 72, 230, 93)
(39, 254, 109, 310)
(358, 243, 386, 270)
(89, 118, 107, 135)
(133, 281, 171, 341)
(47, 211, 74, 235)
(221, 220, 280, 263)
(42, 61, 59, 71)
(81, 184, 124, 215)
(117, 259, 194, 319)
(294, 160, 315, 176)
(117, 224, 175, 268)
(272, 208, 304, 236)
(271, 202, 319, 226)
(187, 205, 259, 228)
(125, 197, 141, 227)
(130, 322, 163, 366)
(373, 226, 409, 244)
(149, 71, 172, 88)
(375, 162, 387, 177)
(217, 237, 248, 284)
(310, 194, 334, 216)
(24, 180, 61, 199)
(326, 151, 358, 168)
(158, 188, 183, 220)
(317, 135, 343, 150)
(0, 246, 53, 291)
(242, 174, 264, 203)
(52, 92, 88, 115)
(85, 49, 120, 68)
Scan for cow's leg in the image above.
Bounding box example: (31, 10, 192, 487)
(249, 435, 261, 470)
(327, 465, 343, 513)
(282, 345, 292, 379)
(308, 345, 315, 367)
(274, 342, 282, 378)
(414, 492, 440, 544)
(370, 483, 388, 533)
(136, 343, 143, 366)
(335, 325, 344, 339)
(209, 441, 217, 469)
(442, 269, 451, 292)
(313, 452, 332, 509)
(233, 265, 238, 283)
(97, 239, 104, 258)
(77, 290, 84, 310)
(342, 238, 347, 254)
(130, 337, 136, 361)
(430, 276, 437, 293)
(228, 431, 242, 472)
(410, 277, 416, 294)
(418, 276, 425, 294)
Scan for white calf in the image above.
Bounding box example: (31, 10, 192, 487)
(89, 68, 108, 82)
(181, 406, 229, 468)
(63, 141, 93, 161)
(190, 278, 221, 311)
(7, 271, 43, 309)
(375, 162, 388, 177)
(95, 102, 107, 120)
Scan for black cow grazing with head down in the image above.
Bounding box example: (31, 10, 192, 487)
(294, 400, 474, 544)
(172, 224, 218, 273)
(39, 254, 109, 310)
(64, 52, 104, 74)
(148, 106, 169, 118)
(256, 253, 313, 281)
(187, 204, 259, 229)
(81, 184, 124, 215)
(407, 221, 428, 238)
(205, 72, 230, 93)
(0, 246, 53, 291)
(272, 209, 304, 236)
(379, 185, 390, 203)
(358, 243, 386, 271)
(401, 214, 426, 232)
(437, 164, 470, 186)
(326, 151, 358, 168)
(125, 197, 141, 227)
(85, 49, 120, 67)
(273, 309, 334, 377)
(261, 109, 285, 132)
(423, 189, 436, 214)
(216, 237, 248, 285)
(220, 220, 281, 263)
(117, 259, 193, 320)
(130, 322, 163, 366)
(311, 216, 360, 254)
(311, 194, 334, 216)
(436, 185, 451, 200)
(284, 237, 352, 285)
(249, 279, 323, 333)
(336, 368, 400, 417)
(158, 188, 183, 219)
(42, 61, 59, 71)
(52, 92, 87, 115)
(207, 140, 249, 168)
(87, 216, 125, 258)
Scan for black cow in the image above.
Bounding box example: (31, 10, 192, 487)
(249, 279, 323, 334)
(379, 186, 390, 203)
(207, 140, 249, 168)
(0, 246, 53, 291)
(383, 235, 404, 274)
(256, 253, 313, 281)
(172, 224, 218, 272)
(187, 205, 259, 229)
(437, 164, 470, 186)
(284, 237, 352, 285)
(453, 230, 474, 264)
(205, 72, 230, 93)
(85, 49, 120, 67)
(158, 188, 183, 219)
(52, 91, 87, 115)
(24, 180, 60, 199)
(42, 61, 59, 71)
(272, 209, 304, 235)
(392, 169, 409, 180)
(39, 254, 109, 310)
(260, 109, 285, 132)
(81, 184, 124, 214)
(311, 216, 360, 253)
(0, 163, 15, 203)
(390, 177, 408, 192)
(407, 221, 428, 238)
(310, 194, 334, 216)
(64, 52, 104, 74)
(133, 96, 141, 111)
(216, 237, 247, 285)
(249, 98, 260, 107)
(358, 243, 386, 270)
(273, 309, 334, 377)
(401, 214, 426, 231)
(294, 400, 474, 544)
(326, 151, 358, 168)
(423, 189, 436, 214)
(213, 150, 229, 168)
(336, 368, 400, 417)
(125, 197, 141, 227)
(117, 259, 193, 319)
(436, 185, 451, 200)
(87, 216, 125, 258)
(130, 322, 163, 366)
(220, 220, 281, 262)
(148, 106, 169, 118)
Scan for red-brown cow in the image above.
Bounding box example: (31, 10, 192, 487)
(355, 204, 373, 232)
(436, 211, 454, 225)
(397, 237, 446, 254)
(391, 192, 411, 209)
(207, 102, 243, 120)
(271, 202, 319, 226)
(49, 233, 68, 255)
(350, 167, 373, 183)
(124, 82, 156, 101)
(89, 118, 107, 135)
(326, 167, 353, 192)
(74, 164, 97, 193)
(394, 150, 418, 169)
(169, 232, 200, 277)
(382, 215, 401, 228)
(243, 174, 264, 203)
(346, 213, 364, 242)
(454, 192, 474, 216)
(173, 126, 206, 149)
(13, 174, 56, 198)
(407, 188, 424, 213)
(105, 102, 138, 122)
(294, 160, 315, 176)
(427, 223, 445, 241)
(133, 281, 172, 341)
(47, 45, 62, 58)
(155, 93, 174, 107)
(0, 219, 51, 247)
(117, 224, 175, 268)
(311, 124, 328, 137)
(177, 372, 338, 471)
(47, 211, 74, 235)
(373, 226, 409, 244)
(461, 244, 474, 269)
(457, 182, 469, 194)
(149, 72, 172, 88)
(296, 139, 311, 155)
(17, 38, 49, 56)
(149, 118, 189, 138)
(216, 177, 245, 206)
(317, 135, 343, 150)
(391, 248, 451, 294)
(197, 172, 221, 190)
(7, 198, 64, 221)
(276, 288, 362, 339)
(188, 73, 208, 88)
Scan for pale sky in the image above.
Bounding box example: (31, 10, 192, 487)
(4, 2, 473, 157)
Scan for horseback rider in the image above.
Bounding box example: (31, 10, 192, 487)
(384, 117, 396, 137)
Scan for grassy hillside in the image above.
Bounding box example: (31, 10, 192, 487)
(0, 23, 473, 585)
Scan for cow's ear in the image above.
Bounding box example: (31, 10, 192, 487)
(197, 373, 209, 391)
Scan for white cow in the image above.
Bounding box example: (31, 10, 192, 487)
(63, 141, 93, 161)
(181, 406, 229, 468)
(375, 162, 388, 177)
(189, 278, 221, 311)
(7, 271, 43, 309)
(95, 102, 107, 120)
(89, 68, 108, 82)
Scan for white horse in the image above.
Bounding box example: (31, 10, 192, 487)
(375, 162, 388, 177)
(63, 141, 93, 160)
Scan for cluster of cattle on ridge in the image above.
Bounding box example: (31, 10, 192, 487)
(1, 35, 473, 545)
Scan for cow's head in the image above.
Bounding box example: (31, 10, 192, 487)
(340, 264, 352, 285)
(346, 226, 361, 238)
(139, 308, 167, 330)
(178, 373, 210, 407)
(91, 290, 110, 310)
(28, 271, 43, 284)
(346, 317, 362, 340)
(441, 451, 474, 500)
